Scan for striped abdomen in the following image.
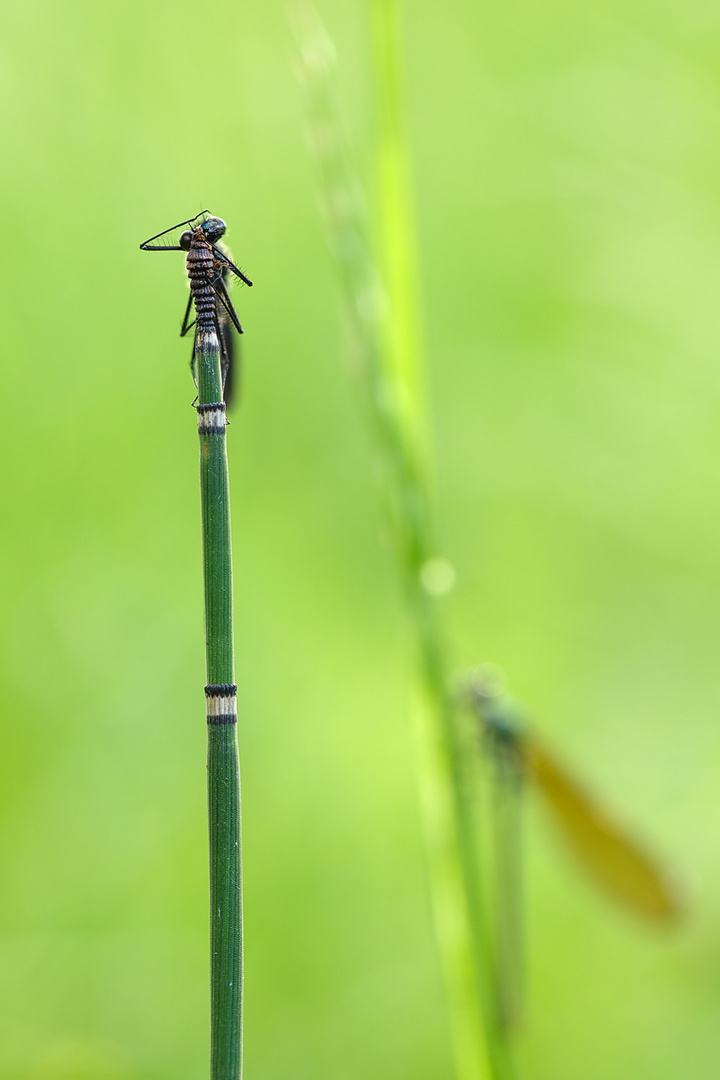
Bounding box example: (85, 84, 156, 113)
(186, 230, 217, 331)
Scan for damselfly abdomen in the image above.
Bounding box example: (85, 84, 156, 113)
(140, 212, 252, 405)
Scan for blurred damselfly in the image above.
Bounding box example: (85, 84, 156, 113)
(466, 665, 683, 1031)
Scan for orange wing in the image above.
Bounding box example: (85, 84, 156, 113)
(521, 732, 683, 922)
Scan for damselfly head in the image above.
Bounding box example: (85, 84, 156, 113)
(178, 217, 226, 250)
(202, 216, 227, 243)
(463, 664, 526, 775)
(471, 661, 508, 700)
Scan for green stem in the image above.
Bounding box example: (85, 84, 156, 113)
(370, 4, 495, 1076)
(294, 6, 500, 1074)
(196, 328, 243, 1080)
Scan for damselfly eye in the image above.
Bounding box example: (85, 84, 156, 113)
(203, 217, 227, 243)
(179, 230, 193, 250)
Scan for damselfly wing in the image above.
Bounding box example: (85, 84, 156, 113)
(216, 261, 238, 407)
(140, 213, 252, 405)
(470, 675, 683, 922)
(468, 670, 683, 1031)
(523, 731, 682, 920)
(178, 248, 242, 406)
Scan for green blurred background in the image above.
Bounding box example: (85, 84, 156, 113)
(1, 0, 718, 1076)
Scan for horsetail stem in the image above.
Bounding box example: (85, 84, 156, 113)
(140, 211, 246, 1079)
(195, 328, 243, 1080)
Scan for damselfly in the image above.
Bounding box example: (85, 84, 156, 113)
(466, 665, 683, 1030)
(140, 212, 252, 405)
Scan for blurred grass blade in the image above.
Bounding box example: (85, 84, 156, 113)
(523, 732, 683, 922)
(369, 0, 427, 448)
(293, 7, 497, 1079)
